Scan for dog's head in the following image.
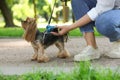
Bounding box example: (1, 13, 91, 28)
(21, 17, 37, 42)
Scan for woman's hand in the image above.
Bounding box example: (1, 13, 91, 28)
(51, 25, 71, 36)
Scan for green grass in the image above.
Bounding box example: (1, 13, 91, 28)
(0, 27, 24, 37)
(0, 27, 45, 38)
(0, 27, 102, 37)
(0, 62, 119, 80)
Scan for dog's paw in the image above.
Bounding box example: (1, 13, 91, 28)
(57, 49, 71, 58)
(31, 53, 38, 61)
(37, 56, 49, 63)
(57, 53, 70, 58)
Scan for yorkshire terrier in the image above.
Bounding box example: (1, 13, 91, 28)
(21, 17, 70, 62)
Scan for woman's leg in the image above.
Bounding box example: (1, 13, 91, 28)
(72, 0, 101, 61)
(95, 10, 120, 58)
(95, 10, 120, 42)
(71, 0, 97, 48)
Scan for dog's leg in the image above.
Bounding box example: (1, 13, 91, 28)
(37, 43, 49, 62)
(31, 42, 38, 61)
(55, 41, 70, 58)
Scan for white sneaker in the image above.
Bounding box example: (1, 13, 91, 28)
(105, 41, 120, 58)
(74, 45, 101, 61)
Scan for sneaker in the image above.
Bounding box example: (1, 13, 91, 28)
(105, 41, 120, 58)
(74, 45, 101, 61)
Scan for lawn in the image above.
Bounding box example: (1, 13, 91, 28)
(0, 27, 101, 37)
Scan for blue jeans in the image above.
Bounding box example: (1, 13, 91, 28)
(71, 0, 97, 32)
(95, 10, 120, 42)
(71, 0, 120, 42)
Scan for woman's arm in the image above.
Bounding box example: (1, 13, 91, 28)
(52, 14, 92, 36)
(69, 14, 91, 30)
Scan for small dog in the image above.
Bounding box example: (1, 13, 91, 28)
(21, 17, 70, 62)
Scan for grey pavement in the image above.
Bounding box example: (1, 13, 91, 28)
(0, 37, 120, 75)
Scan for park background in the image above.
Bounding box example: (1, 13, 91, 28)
(0, 0, 101, 37)
(0, 0, 73, 27)
(0, 0, 120, 80)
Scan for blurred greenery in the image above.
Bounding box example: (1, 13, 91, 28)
(0, 27, 101, 37)
(0, 61, 120, 80)
(0, 0, 101, 37)
(0, 0, 70, 27)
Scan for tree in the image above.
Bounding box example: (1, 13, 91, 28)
(29, 0, 50, 21)
(0, 0, 16, 27)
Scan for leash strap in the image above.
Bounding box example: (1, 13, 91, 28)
(42, 0, 57, 44)
(48, 0, 57, 25)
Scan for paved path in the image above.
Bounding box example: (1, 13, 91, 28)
(0, 37, 120, 75)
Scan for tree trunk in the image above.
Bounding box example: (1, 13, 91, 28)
(0, 0, 15, 27)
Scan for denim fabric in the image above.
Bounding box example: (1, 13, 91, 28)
(71, 0, 97, 33)
(95, 10, 120, 42)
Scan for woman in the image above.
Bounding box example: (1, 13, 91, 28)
(52, 0, 120, 61)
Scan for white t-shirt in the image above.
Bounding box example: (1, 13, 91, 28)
(87, 0, 120, 21)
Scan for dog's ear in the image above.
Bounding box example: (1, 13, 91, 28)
(23, 17, 37, 42)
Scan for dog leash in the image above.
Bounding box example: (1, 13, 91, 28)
(48, 0, 57, 25)
(46, 0, 57, 32)
(42, 0, 57, 44)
